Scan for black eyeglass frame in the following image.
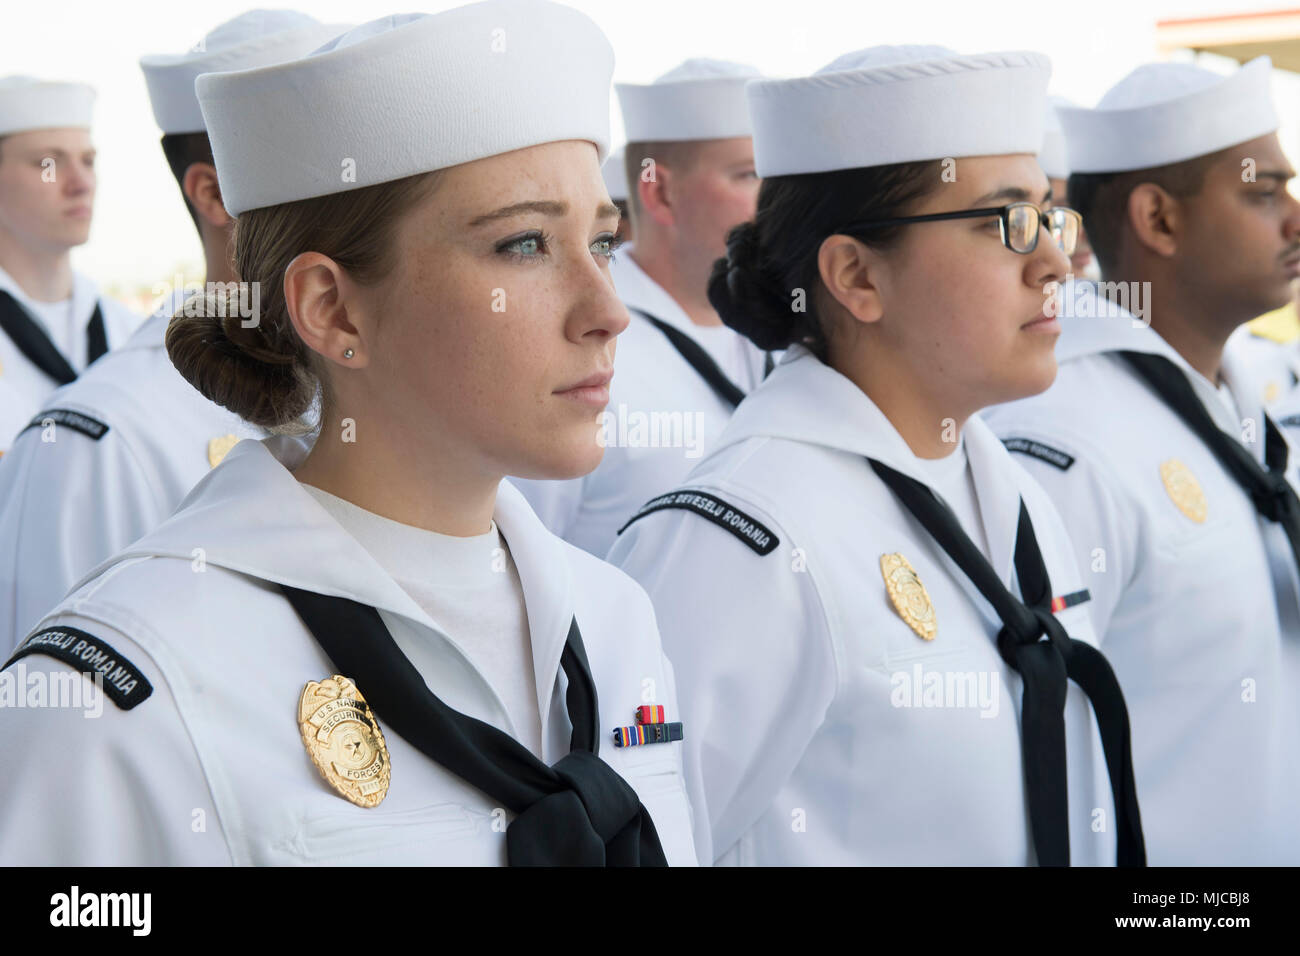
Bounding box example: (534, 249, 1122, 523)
(836, 201, 1083, 256)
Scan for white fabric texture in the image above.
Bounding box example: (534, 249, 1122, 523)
(0, 436, 698, 865)
(1059, 56, 1277, 173)
(609, 345, 1116, 866)
(0, 76, 94, 135)
(0, 298, 261, 652)
(300, 485, 540, 757)
(196, 2, 615, 215)
(140, 9, 343, 134)
(747, 46, 1050, 177)
(983, 281, 1300, 864)
(616, 58, 760, 142)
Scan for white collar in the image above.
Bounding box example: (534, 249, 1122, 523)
(716, 345, 1023, 587)
(1057, 279, 1271, 463)
(73, 435, 579, 738)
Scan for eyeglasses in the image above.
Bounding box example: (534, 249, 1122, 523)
(837, 201, 1083, 256)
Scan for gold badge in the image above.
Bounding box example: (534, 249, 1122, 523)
(207, 434, 238, 468)
(1266, 381, 1281, 405)
(298, 675, 391, 808)
(1160, 458, 1207, 524)
(880, 553, 937, 640)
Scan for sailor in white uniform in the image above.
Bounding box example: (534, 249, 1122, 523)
(984, 56, 1300, 864)
(514, 59, 771, 557)
(0, 77, 142, 451)
(0, 3, 695, 867)
(610, 45, 1142, 867)
(0, 11, 338, 653)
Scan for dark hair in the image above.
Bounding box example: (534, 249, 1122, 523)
(708, 160, 943, 359)
(1067, 147, 1225, 277)
(160, 132, 217, 233)
(165, 170, 441, 430)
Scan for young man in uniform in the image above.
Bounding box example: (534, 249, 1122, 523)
(513, 58, 769, 557)
(0, 11, 341, 651)
(0, 76, 142, 452)
(984, 56, 1300, 864)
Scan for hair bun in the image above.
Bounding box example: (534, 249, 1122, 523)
(165, 290, 316, 430)
(708, 221, 799, 351)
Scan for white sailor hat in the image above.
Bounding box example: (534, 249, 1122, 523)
(197, 1, 615, 217)
(0, 76, 95, 137)
(604, 146, 628, 202)
(1038, 95, 1073, 180)
(1060, 56, 1278, 174)
(140, 9, 344, 135)
(617, 58, 760, 142)
(746, 45, 1051, 178)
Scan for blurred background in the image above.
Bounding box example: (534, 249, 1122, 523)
(1, 0, 1295, 313)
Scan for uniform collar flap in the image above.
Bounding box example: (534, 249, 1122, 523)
(83, 436, 578, 726)
(719, 345, 1022, 585)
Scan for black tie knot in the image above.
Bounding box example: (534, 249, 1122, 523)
(995, 605, 1070, 673)
(1251, 473, 1298, 523)
(507, 750, 650, 866)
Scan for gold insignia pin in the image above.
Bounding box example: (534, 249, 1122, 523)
(298, 675, 391, 808)
(207, 434, 239, 468)
(1160, 458, 1207, 524)
(880, 553, 937, 640)
(1266, 381, 1281, 405)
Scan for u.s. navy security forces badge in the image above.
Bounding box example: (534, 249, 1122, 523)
(880, 553, 937, 640)
(1159, 458, 1208, 524)
(207, 434, 239, 468)
(298, 675, 391, 807)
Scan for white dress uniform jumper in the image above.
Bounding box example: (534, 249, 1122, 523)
(0, 306, 261, 651)
(984, 286, 1300, 864)
(985, 55, 1300, 864)
(611, 346, 1141, 866)
(0, 436, 697, 865)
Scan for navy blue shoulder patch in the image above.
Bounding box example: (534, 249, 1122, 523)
(617, 489, 779, 556)
(6, 626, 153, 710)
(1002, 437, 1075, 471)
(1277, 414, 1300, 429)
(22, 408, 109, 441)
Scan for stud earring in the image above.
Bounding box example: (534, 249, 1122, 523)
(343, 348, 354, 359)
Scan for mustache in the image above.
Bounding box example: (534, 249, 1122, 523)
(1281, 244, 1300, 262)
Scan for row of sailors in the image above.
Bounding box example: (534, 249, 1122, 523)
(0, 4, 1297, 865)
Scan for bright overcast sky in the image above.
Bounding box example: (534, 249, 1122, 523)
(2, 0, 1296, 307)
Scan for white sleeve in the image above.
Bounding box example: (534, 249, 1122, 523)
(0, 426, 167, 653)
(608, 498, 837, 864)
(0, 614, 232, 865)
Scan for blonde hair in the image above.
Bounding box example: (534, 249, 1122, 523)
(166, 170, 441, 430)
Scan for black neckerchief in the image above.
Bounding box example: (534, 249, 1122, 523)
(280, 585, 669, 866)
(1120, 349, 1300, 577)
(0, 289, 106, 385)
(869, 459, 1145, 867)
